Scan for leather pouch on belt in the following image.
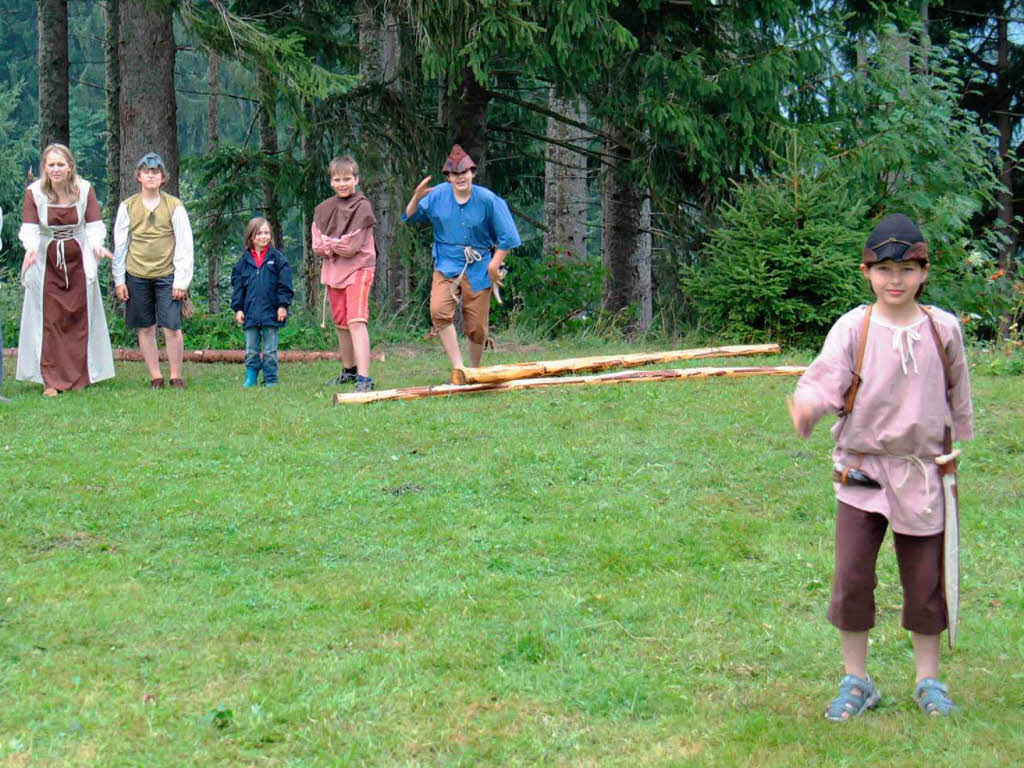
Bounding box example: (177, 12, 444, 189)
(832, 463, 882, 489)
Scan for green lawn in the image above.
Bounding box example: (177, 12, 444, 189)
(1, 342, 1022, 767)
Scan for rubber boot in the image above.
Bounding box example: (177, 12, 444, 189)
(244, 368, 259, 388)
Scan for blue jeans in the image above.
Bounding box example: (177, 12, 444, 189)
(245, 326, 279, 383)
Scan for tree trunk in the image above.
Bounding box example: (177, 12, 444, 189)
(543, 90, 589, 262)
(38, 0, 70, 152)
(299, 0, 321, 312)
(446, 67, 490, 183)
(104, 0, 121, 314)
(358, 0, 407, 311)
(257, 68, 283, 247)
(997, 13, 1016, 275)
(301, 123, 320, 312)
(118, 0, 179, 199)
(207, 51, 222, 314)
(600, 120, 652, 333)
(916, 0, 930, 75)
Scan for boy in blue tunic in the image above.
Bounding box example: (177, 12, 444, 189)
(402, 145, 521, 369)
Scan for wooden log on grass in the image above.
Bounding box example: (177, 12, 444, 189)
(450, 343, 781, 384)
(2, 348, 385, 363)
(336, 364, 808, 404)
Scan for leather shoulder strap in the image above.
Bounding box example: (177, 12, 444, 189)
(840, 304, 873, 416)
(920, 305, 953, 407)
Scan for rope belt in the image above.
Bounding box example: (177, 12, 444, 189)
(50, 224, 77, 290)
(891, 454, 934, 514)
(844, 450, 937, 514)
(451, 246, 484, 301)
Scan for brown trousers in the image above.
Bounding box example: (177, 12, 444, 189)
(828, 501, 946, 635)
(429, 270, 491, 344)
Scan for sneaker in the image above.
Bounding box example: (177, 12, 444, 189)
(355, 376, 374, 393)
(169, 378, 187, 389)
(327, 368, 358, 386)
(0, 394, 11, 404)
(150, 378, 165, 390)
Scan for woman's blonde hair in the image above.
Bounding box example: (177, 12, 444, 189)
(39, 143, 80, 202)
(244, 217, 274, 251)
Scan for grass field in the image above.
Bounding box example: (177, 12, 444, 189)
(1, 340, 1022, 767)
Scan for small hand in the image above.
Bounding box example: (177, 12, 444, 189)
(413, 176, 434, 199)
(94, 246, 113, 260)
(235, 311, 244, 325)
(172, 288, 186, 301)
(21, 251, 38, 275)
(115, 284, 129, 302)
(786, 394, 815, 438)
(277, 307, 288, 322)
(487, 259, 506, 286)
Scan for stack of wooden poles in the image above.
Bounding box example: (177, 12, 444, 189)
(333, 343, 806, 405)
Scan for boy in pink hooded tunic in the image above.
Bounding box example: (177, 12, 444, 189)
(789, 214, 973, 722)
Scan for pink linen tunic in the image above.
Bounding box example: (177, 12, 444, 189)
(795, 305, 973, 536)
(312, 224, 376, 289)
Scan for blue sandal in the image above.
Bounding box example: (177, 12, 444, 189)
(825, 674, 881, 722)
(915, 677, 957, 716)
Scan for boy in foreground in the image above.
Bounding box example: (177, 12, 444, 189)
(788, 214, 973, 720)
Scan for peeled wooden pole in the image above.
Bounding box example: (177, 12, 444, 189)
(450, 343, 781, 384)
(336, 364, 808, 404)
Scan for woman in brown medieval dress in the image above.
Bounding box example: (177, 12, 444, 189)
(18, 144, 115, 396)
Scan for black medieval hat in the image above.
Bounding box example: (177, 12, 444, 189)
(862, 214, 928, 265)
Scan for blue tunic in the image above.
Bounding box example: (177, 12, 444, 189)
(402, 183, 521, 291)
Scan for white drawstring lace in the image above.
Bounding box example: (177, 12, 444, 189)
(890, 325, 921, 375)
(50, 223, 77, 290)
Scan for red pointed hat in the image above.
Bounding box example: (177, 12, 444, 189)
(442, 144, 476, 174)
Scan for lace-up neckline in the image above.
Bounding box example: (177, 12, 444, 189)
(871, 314, 928, 375)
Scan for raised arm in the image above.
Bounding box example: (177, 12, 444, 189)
(404, 176, 435, 219)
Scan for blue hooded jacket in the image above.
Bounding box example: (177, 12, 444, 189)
(230, 246, 294, 328)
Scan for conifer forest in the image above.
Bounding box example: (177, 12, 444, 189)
(1, 1, 1022, 342)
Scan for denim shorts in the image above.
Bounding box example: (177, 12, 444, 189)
(125, 273, 181, 330)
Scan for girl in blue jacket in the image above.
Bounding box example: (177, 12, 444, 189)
(231, 218, 294, 387)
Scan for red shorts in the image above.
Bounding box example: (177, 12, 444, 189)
(327, 268, 374, 328)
